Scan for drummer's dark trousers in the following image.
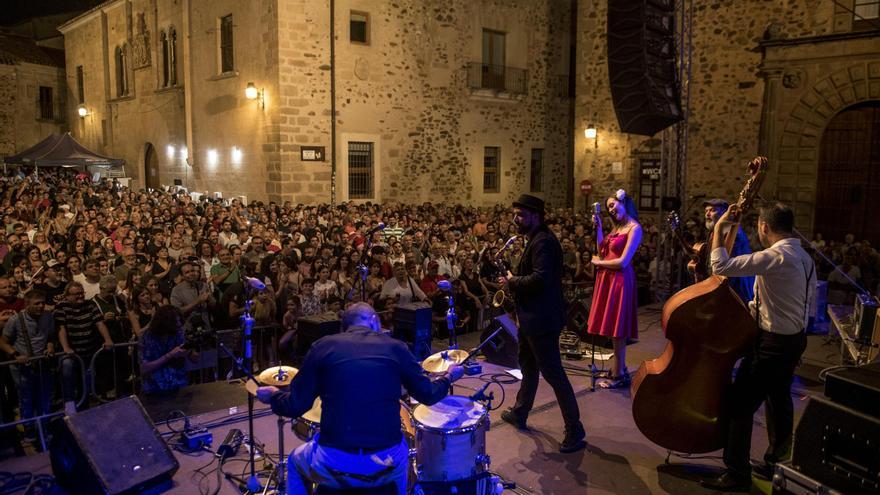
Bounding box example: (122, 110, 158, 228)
(510, 331, 582, 429)
(724, 330, 807, 477)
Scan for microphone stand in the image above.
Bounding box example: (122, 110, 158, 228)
(223, 276, 262, 494)
(445, 289, 458, 349)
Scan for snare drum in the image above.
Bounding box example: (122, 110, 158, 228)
(411, 396, 489, 482)
(293, 399, 418, 444)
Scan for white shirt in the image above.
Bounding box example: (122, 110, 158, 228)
(711, 237, 816, 335)
(380, 277, 426, 306)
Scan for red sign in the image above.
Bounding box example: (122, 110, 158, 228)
(579, 180, 592, 195)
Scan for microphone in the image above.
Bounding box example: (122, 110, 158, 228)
(437, 279, 453, 292)
(244, 277, 266, 291)
(365, 222, 386, 237)
(592, 202, 601, 224)
(217, 428, 243, 459)
(469, 381, 492, 402)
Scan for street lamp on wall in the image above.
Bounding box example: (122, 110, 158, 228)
(245, 82, 264, 109)
(584, 124, 597, 139)
(77, 104, 88, 118)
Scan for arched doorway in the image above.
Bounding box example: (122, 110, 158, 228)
(815, 101, 880, 246)
(144, 143, 159, 190)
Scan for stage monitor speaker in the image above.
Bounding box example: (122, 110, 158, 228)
(480, 314, 519, 369)
(791, 395, 880, 494)
(824, 362, 880, 418)
(297, 312, 341, 356)
(607, 0, 683, 136)
(50, 396, 179, 495)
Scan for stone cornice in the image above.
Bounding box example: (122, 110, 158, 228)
(57, 0, 125, 34)
(759, 29, 880, 49)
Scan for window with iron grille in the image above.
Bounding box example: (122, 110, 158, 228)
(530, 149, 544, 193)
(38, 86, 53, 120)
(853, 0, 880, 30)
(484, 147, 500, 193)
(220, 15, 234, 73)
(348, 142, 374, 199)
(76, 66, 84, 104)
(350, 11, 369, 44)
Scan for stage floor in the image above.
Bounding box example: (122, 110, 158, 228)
(0, 303, 837, 494)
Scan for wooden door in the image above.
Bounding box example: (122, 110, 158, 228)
(815, 101, 880, 246)
(144, 143, 159, 190)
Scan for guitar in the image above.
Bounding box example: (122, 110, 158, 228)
(667, 211, 709, 283)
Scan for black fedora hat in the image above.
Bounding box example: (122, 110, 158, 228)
(513, 194, 545, 215)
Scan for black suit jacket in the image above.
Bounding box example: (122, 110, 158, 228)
(508, 225, 565, 336)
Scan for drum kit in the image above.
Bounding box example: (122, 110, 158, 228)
(244, 346, 510, 495)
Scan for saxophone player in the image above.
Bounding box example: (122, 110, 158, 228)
(497, 194, 586, 453)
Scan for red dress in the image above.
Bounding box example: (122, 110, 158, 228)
(587, 230, 638, 339)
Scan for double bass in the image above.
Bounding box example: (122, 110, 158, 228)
(630, 156, 768, 454)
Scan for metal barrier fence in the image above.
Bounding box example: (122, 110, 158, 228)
(0, 324, 284, 455)
(0, 353, 87, 452)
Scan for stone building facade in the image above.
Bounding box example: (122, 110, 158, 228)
(574, 0, 880, 240)
(0, 33, 68, 158)
(59, 0, 574, 206)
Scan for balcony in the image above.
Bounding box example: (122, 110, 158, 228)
(466, 63, 528, 100)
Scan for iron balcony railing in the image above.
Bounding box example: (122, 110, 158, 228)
(466, 63, 528, 95)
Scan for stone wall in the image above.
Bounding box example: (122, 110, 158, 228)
(573, 0, 842, 213)
(0, 61, 67, 158)
(60, 0, 573, 206)
(326, 0, 572, 207)
(0, 67, 15, 156)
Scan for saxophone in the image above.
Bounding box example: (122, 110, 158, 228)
(491, 235, 519, 313)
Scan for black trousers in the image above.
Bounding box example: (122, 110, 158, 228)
(510, 331, 582, 430)
(724, 330, 807, 476)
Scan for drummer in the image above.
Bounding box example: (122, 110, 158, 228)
(256, 302, 464, 495)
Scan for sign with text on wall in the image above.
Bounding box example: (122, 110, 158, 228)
(300, 146, 325, 162)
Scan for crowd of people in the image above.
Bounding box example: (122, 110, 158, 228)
(0, 168, 877, 457)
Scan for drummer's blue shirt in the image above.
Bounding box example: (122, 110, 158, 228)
(269, 326, 452, 451)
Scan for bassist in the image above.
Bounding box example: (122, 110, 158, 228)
(701, 202, 816, 492)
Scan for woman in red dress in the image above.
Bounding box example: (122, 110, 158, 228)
(588, 189, 642, 389)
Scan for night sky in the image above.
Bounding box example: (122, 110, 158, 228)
(0, 0, 103, 26)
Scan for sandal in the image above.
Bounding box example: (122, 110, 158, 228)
(599, 371, 631, 390)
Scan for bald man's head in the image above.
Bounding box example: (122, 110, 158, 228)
(342, 302, 380, 332)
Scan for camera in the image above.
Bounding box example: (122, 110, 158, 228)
(183, 323, 216, 350)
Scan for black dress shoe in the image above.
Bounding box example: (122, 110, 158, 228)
(700, 471, 751, 492)
(559, 424, 586, 453)
(500, 409, 528, 430)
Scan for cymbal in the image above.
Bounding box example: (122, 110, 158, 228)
(245, 365, 299, 396)
(421, 349, 468, 373)
(258, 366, 299, 387)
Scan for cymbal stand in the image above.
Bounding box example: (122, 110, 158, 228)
(588, 337, 600, 392)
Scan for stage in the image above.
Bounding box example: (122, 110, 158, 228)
(0, 303, 836, 494)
